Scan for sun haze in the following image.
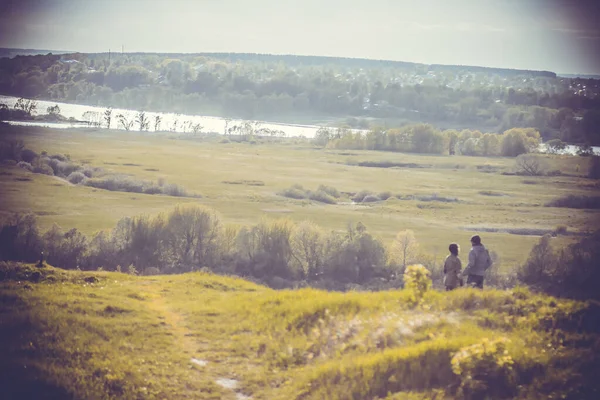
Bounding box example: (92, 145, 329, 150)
(1, 0, 599, 74)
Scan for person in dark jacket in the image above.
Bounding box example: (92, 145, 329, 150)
(443, 243, 462, 291)
(463, 235, 492, 289)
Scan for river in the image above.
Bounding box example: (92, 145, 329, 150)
(1, 95, 599, 155)
(0, 95, 324, 138)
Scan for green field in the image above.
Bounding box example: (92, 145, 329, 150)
(1, 125, 598, 270)
(1, 263, 599, 400)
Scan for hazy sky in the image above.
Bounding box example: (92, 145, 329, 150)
(1, 0, 599, 74)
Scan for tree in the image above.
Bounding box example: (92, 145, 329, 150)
(501, 128, 541, 157)
(117, 114, 133, 131)
(515, 154, 547, 176)
(14, 98, 37, 114)
(291, 221, 325, 280)
(390, 230, 419, 268)
(104, 107, 112, 129)
(545, 139, 566, 154)
(154, 115, 162, 132)
(46, 104, 61, 115)
(135, 111, 149, 132)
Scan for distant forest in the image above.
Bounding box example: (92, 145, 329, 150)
(1, 50, 599, 145)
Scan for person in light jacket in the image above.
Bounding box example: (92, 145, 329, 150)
(463, 235, 492, 289)
(443, 243, 462, 291)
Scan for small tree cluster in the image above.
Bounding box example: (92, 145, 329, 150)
(517, 231, 600, 300)
(0, 208, 424, 289)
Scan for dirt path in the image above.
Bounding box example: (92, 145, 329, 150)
(145, 290, 252, 400)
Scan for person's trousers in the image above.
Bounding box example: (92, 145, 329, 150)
(467, 274, 484, 289)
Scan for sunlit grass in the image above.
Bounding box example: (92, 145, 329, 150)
(1, 125, 597, 270)
(1, 263, 596, 399)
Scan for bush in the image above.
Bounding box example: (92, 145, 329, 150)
(20, 148, 38, 163)
(67, 171, 87, 184)
(49, 153, 69, 162)
(589, 156, 600, 179)
(362, 194, 381, 203)
(317, 185, 341, 198)
(403, 264, 431, 306)
(352, 190, 373, 203)
(86, 176, 145, 193)
(32, 163, 54, 176)
(546, 195, 600, 209)
(280, 185, 308, 200)
(378, 191, 393, 200)
(162, 183, 188, 197)
(17, 161, 33, 171)
(517, 230, 600, 300)
(48, 159, 80, 177)
(451, 337, 516, 399)
(308, 190, 337, 204)
(0, 140, 24, 162)
(515, 154, 547, 176)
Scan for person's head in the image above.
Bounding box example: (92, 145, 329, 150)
(449, 243, 459, 256)
(470, 235, 481, 246)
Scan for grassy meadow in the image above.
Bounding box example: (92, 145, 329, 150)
(1, 263, 599, 399)
(1, 125, 598, 270)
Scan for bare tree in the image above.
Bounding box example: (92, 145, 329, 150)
(390, 230, 419, 268)
(136, 111, 149, 132)
(104, 107, 112, 129)
(117, 114, 133, 131)
(516, 154, 546, 176)
(154, 115, 162, 132)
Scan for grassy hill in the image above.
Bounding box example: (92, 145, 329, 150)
(1, 262, 599, 399)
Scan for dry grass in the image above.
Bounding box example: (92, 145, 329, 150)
(1, 125, 598, 269)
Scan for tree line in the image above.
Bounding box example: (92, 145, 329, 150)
(314, 125, 544, 157)
(1, 204, 598, 298)
(0, 52, 599, 145)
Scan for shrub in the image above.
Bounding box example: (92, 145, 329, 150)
(577, 144, 594, 157)
(17, 161, 33, 172)
(515, 154, 547, 176)
(49, 153, 69, 162)
(48, 159, 80, 177)
(20, 148, 38, 163)
(378, 191, 393, 200)
(554, 225, 568, 235)
(362, 194, 381, 203)
(32, 163, 54, 176)
(162, 183, 188, 197)
(403, 264, 431, 306)
(352, 190, 373, 203)
(81, 166, 96, 178)
(516, 234, 556, 290)
(67, 171, 87, 184)
(317, 185, 341, 198)
(589, 156, 600, 179)
(417, 194, 459, 202)
(546, 195, 600, 209)
(0, 140, 24, 162)
(517, 230, 600, 300)
(451, 337, 516, 399)
(280, 186, 308, 200)
(308, 190, 337, 204)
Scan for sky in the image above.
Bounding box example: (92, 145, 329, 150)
(1, 0, 599, 75)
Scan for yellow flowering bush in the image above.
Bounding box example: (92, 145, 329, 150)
(451, 337, 516, 399)
(403, 264, 432, 307)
